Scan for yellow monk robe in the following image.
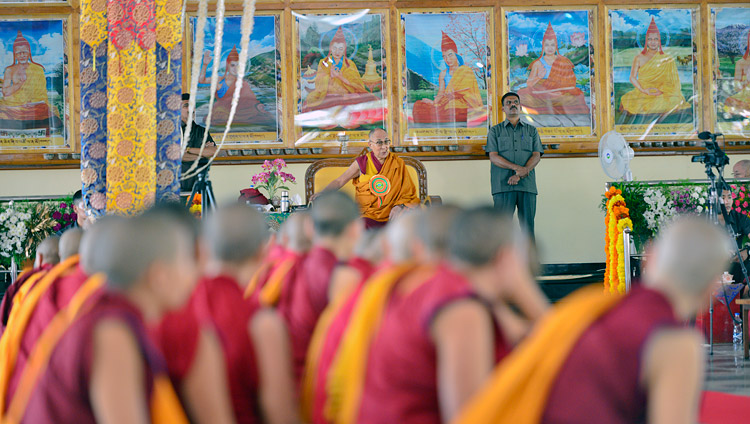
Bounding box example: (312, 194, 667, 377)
(2, 274, 188, 424)
(517, 56, 589, 115)
(620, 54, 689, 115)
(0, 255, 80, 415)
(412, 65, 485, 125)
(451, 285, 623, 424)
(517, 23, 589, 116)
(0, 63, 49, 121)
(302, 56, 378, 112)
(725, 85, 750, 113)
(324, 264, 422, 424)
(353, 153, 420, 224)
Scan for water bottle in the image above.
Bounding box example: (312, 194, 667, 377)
(280, 191, 290, 213)
(733, 313, 743, 348)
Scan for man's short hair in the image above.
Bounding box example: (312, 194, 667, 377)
(182, 93, 190, 101)
(449, 206, 524, 266)
(311, 191, 360, 237)
(72, 190, 84, 207)
(501, 92, 520, 105)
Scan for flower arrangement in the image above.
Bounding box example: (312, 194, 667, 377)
(730, 184, 750, 217)
(0, 196, 77, 269)
(188, 194, 202, 218)
(604, 186, 633, 294)
(601, 181, 724, 251)
(251, 159, 296, 202)
(0, 202, 31, 267)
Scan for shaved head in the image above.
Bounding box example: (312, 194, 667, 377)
(647, 216, 732, 295)
(203, 204, 269, 264)
(386, 210, 420, 263)
(733, 160, 750, 179)
(311, 191, 360, 237)
(79, 216, 124, 275)
(144, 201, 201, 245)
(59, 228, 84, 261)
(280, 211, 311, 253)
(83, 214, 190, 291)
(416, 205, 461, 261)
(35, 236, 60, 267)
(449, 207, 525, 267)
(368, 128, 387, 140)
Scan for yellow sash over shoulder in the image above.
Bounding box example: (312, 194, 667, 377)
(452, 285, 624, 424)
(326, 263, 420, 424)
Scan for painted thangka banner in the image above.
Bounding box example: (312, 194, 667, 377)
(712, 7, 750, 138)
(401, 11, 492, 144)
(294, 11, 388, 144)
(191, 15, 282, 145)
(610, 8, 698, 137)
(0, 19, 68, 149)
(506, 10, 594, 137)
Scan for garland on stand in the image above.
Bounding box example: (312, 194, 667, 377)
(605, 186, 633, 294)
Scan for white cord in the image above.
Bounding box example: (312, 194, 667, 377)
(182, 0, 225, 178)
(181, 0, 208, 157)
(182, 0, 257, 179)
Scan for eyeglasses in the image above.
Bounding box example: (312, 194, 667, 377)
(370, 139, 391, 146)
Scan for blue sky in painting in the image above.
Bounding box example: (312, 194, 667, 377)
(0, 19, 64, 77)
(714, 7, 750, 29)
(404, 12, 487, 86)
(610, 9, 691, 35)
(506, 11, 589, 53)
(192, 15, 276, 73)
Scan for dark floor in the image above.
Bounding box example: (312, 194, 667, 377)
(705, 344, 750, 396)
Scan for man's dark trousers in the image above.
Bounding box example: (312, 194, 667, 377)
(492, 191, 536, 243)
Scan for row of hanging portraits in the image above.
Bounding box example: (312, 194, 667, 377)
(1, 6, 750, 152)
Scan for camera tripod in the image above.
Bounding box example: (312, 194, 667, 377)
(187, 167, 216, 217)
(698, 134, 748, 354)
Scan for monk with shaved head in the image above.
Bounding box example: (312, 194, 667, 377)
(161, 204, 298, 424)
(144, 203, 235, 424)
(0, 235, 61, 331)
(20, 214, 197, 423)
(304, 209, 431, 424)
(280, 191, 362, 388)
(456, 216, 732, 424)
(58, 228, 83, 261)
(354, 207, 548, 424)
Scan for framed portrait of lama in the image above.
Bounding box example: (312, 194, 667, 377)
(711, 6, 750, 138)
(293, 10, 390, 146)
(608, 7, 700, 138)
(503, 8, 596, 138)
(188, 12, 284, 146)
(398, 9, 494, 145)
(0, 17, 72, 151)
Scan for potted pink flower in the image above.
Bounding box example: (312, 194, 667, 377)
(251, 159, 296, 207)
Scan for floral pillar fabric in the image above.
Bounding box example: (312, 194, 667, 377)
(79, 0, 108, 215)
(155, 0, 183, 202)
(106, 0, 157, 215)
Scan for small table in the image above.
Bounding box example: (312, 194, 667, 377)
(737, 299, 750, 359)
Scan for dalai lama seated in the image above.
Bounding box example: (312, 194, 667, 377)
(314, 128, 420, 229)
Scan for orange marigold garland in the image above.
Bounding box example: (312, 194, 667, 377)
(605, 186, 633, 294)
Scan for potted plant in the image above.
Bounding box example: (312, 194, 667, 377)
(251, 159, 296, 209)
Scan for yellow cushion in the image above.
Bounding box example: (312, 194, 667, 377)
(313, 163, 420, 200)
